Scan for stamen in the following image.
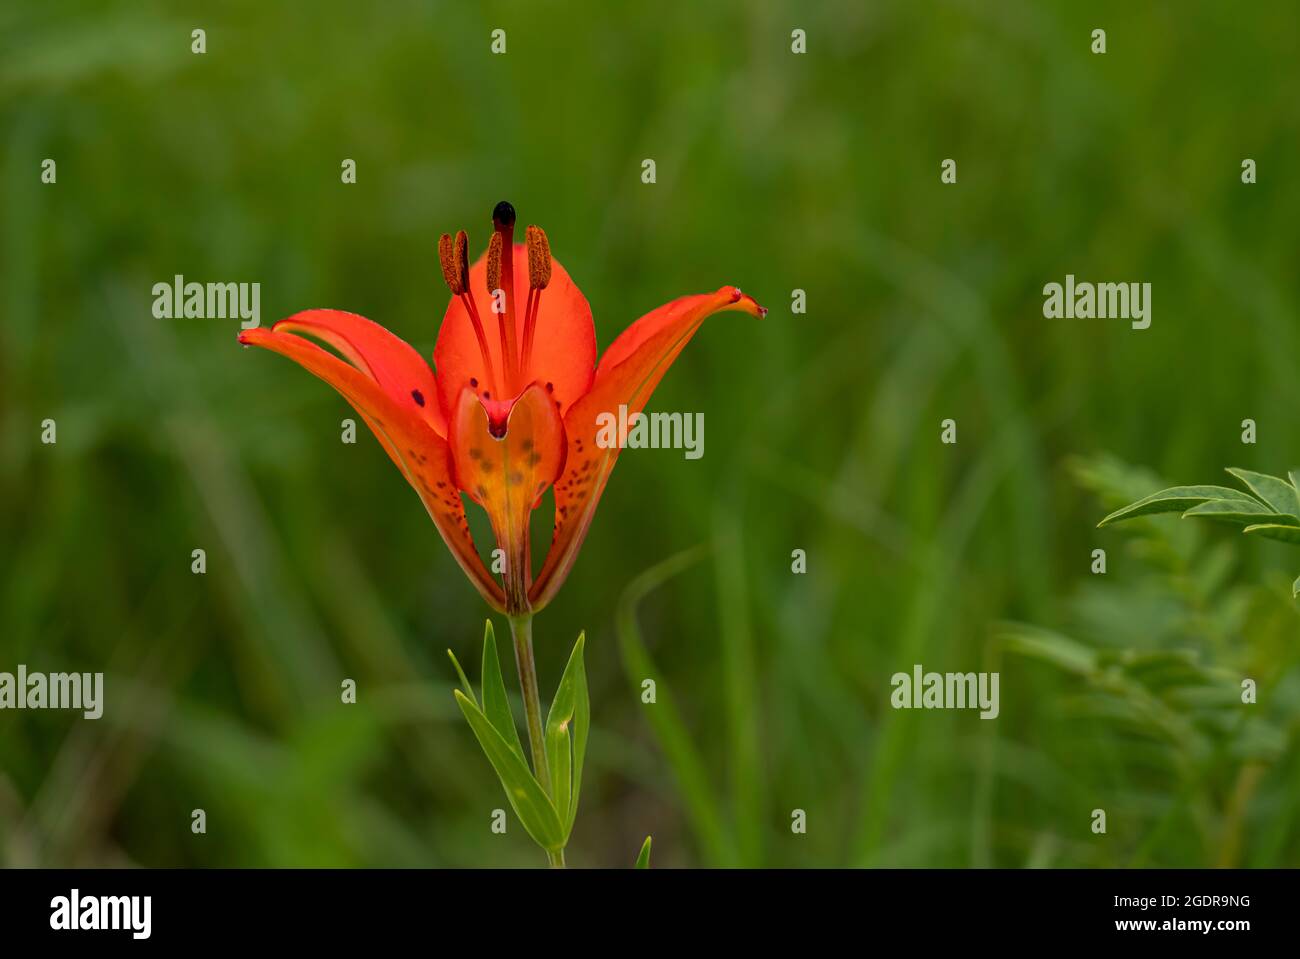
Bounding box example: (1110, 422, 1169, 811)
(486, 232, 502, 295)
(522, 288, 537, 371)
(442, 230, 497, 394)
(437, 234, 463, 295)
(526, 225, 551, 290)
(452, 230, 470, 292)
(521, 224, 552, 372)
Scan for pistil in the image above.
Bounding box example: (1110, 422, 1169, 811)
(440, 203, 546, 401)
(491, 201, 521, 394)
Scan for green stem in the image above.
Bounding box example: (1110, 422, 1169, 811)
(507, 614, 564, 868)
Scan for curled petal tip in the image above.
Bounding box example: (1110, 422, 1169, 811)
(721, 286, 766, 318)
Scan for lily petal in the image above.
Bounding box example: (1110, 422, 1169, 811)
(530, 286, 765, 608)
(435, 244, 596, 417)
(273, 309, 446, 436)
(449, 383, 567, 612)
(240, 325, 505, 609)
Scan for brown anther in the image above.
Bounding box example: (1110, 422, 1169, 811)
(437, 233, 463, 295)
(453, 230, 470, 292)
(486, 232, 503, 295)
(525, 225, 552, 290)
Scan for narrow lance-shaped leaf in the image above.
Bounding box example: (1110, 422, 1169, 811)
(547, 721, 572, 829)
(453, 691, 564, 852)
(446, 648, 477, 708)
(571, 637, 590, 834)
(635, 836, 652, 869)
(1226, 468, 1300, 518)
(1097, 485, 1263, 527)
(1182, 498, 1300, 527)
(1288, 471, 1300, 501)
(1244, 523, 1300, 545)
(545, 632, 589, 835)
(480, 621, 526, 763)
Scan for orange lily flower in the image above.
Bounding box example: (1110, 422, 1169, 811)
(240, 201, 765, 616)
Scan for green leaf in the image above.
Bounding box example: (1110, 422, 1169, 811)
(1244, 523, 1300, 545)
(547, 721, 571, 828)
(1292, 573, 1300, 598)
(1000, 625, 1098, 677)
(480, 621, 525, 763)
(1226, 468, 1300, 517)
(446, 648, 477, 708)
(545, 632, 588, 834)
(635, 835, 652, 869)
(453, 690, 564, 852)
(1097, 485, 1259, 527)
(1182, 499, 1299, 527)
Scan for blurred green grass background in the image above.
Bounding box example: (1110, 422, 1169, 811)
(2, 0, 1299, 867)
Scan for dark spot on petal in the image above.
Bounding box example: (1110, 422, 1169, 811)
(545, 382, 554, 393)
(411, 389, 425, 406)
(469, 448, 482, 460)
(470, 377, 478, 387)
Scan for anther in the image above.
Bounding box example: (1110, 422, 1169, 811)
(437, 234, 463, 295)
(486, 233, 503, 295)
(525, 225, 552, 290)
(452, 230, 470, 291)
